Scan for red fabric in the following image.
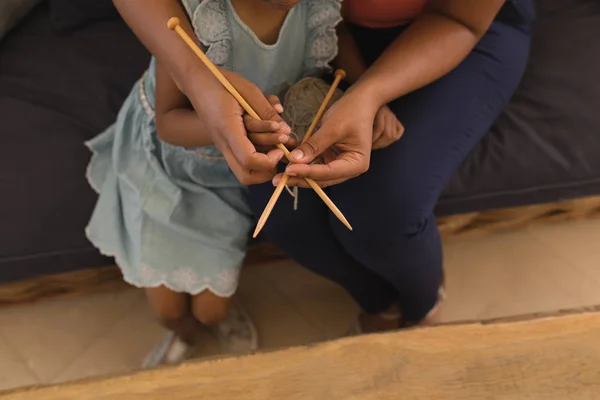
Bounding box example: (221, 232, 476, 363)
(343, 0, 428, 28)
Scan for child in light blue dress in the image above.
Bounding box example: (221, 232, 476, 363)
(85, 0, 341, 365)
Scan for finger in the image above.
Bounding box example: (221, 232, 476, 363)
(371, 137, 387, 150)
(373, 116, 400, 150)
(246, 168, 278, 185)
(221, 144, 277, 185)
(285, 152, 369, 182)
(249, 132, 292, 147)
(288, 132, 340, 164)
(237, 86, 291, 134)
(372, 114, 385, 144)
(243, 115, 281, 133)
(372, 131, 395, 151)
(273, 173, 350, 189)
(266, 147, 284, 163)
(388, 114, 398, 138)
(266, 95, 284, 114)
(372, 126, 383, 144)
(396, 120, 405, 139)
(372, 134, 396, 150)
(378, 115, 397, 149)
(220, 119, 282, 171)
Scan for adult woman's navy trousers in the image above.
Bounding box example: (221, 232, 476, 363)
(249, 1, 536, 322)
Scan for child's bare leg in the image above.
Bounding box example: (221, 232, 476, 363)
(192, 291, 258, 353)
(146, 286, 200, 345)
(191, 290, 231, 326)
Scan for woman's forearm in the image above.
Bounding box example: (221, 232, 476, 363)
(113, 0, 219, 96)
(352, 0, 505, 108)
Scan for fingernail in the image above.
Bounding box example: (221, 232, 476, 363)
(275, 150, 284, 162)
(275, 104, 284, 113)
(271, 122, 280, 131)
(272, 176, 281, 185)
(281, 122, 291, 133)
(291, 149, 304, 160)
(278, 135, 289, 143)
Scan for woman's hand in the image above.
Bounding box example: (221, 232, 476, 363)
(276, 88, 377, 188)
(372, 105, 404, 150)
(112, 0, 291, 185)
(183, 68, 291, 185)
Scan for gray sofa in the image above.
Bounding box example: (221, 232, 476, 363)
(1, 0, 599, 284)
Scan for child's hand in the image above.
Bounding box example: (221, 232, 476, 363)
(243, 95, 296, 153)
(372, 105, 404, 150)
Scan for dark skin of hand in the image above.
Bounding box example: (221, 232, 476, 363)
(113, 0, 292, 186)
(280, 0, 507, 188)
(113, 0, 506, 188)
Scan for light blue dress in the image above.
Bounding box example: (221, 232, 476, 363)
(85, 0, 341, 296)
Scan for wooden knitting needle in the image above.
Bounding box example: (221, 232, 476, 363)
(253, 70, 346, 238)
(167, 18, 352, 232)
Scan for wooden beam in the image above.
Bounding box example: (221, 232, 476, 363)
(5, 308, 600, 400)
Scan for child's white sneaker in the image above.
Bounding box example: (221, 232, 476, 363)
(213, 299, 258, 354)
(142, 332, 192, 368)
(142, 299, 258, 368)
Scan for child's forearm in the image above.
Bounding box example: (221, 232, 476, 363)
(335, 22, 368, 84)
(154, 59, 213, 148)
(156, 109, 213, 148)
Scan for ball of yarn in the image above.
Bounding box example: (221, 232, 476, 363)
(282, 77, 344, 143)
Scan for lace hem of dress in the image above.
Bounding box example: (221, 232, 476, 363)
(304, 0, 343, 74)
(85, 227, 239, 297)
(123, 267, 238, 298)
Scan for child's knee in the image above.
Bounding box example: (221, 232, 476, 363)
(151, 302, 190, 328)
(145, 287, 190, 327)
(192, 291, 230, 326)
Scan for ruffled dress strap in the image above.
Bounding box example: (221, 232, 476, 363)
(303, 0, 343, 76)
(180, 0, 232, 68)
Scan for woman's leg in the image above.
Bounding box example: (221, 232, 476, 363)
(249, 182, 398, 315)
(330, 20, 533, 323)
(145, 286, 199, 345)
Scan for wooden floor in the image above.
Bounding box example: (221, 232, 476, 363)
(5, 308, 600, 400)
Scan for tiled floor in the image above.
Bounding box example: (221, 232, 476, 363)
(1, 219, 599, 392)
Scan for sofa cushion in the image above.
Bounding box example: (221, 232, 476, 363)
(0, 4, 149, 283)
(0, 0, 42, 40)
(48, 0, 118, 32)
(437, 0, 600, 215)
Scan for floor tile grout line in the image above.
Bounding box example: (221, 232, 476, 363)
(0, 328, 41, 384)
(48, 291, 149, 384)
(24, 290, 142, 384)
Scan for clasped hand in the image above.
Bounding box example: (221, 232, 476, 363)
(185, 70, 403, 187)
